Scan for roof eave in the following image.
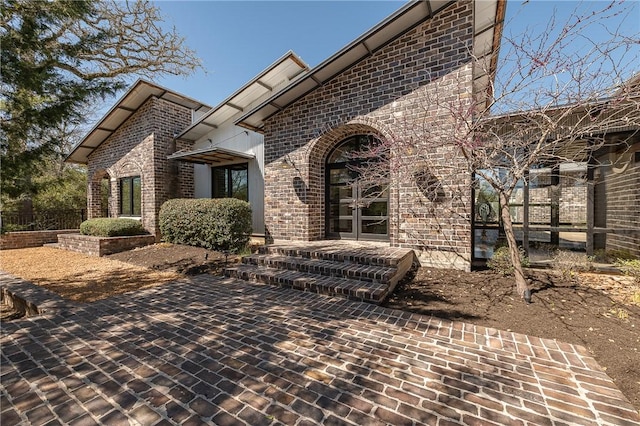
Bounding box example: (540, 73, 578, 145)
(177, 50, 310, 141)
(235, 0, 458, 132)
(65, 79, 211, 165)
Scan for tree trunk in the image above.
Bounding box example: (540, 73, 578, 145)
(498, 192, 531, 303)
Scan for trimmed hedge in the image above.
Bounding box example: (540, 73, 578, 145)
(159, 198, 252, 252)
(80, 218, 146, 237)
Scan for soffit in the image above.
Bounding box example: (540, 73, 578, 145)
(473, 0, 506, 109)
(177, 51, 309, 141)
(167, 146, 255, 165)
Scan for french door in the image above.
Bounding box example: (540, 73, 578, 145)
(326, 135, 389, 240)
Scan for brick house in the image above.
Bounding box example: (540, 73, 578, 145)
(67, 52, 309, 238)
(235, 0, 506, 269)
(66, 81, 210, 237)
(67, 0, 639, 268)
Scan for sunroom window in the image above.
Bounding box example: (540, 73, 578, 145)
(211, 163, 248, 201)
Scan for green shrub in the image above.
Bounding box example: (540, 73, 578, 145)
(551, 250, 593, 277)
(1, 222, 28, 234)
(487, 246, 530, 276)
(80, 218, 146, 237)
(159, 198, 252, 252)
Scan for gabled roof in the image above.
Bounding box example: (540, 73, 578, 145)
(66, 80, 211, 164)
(177, 51, 309, 142)
(236, 0, 505, 132)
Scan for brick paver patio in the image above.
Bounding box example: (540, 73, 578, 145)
(1, 272, 638, 425)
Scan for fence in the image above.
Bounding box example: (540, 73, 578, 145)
(1, 209, 86, 232)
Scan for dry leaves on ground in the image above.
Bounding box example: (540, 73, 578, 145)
(578, 272, 640, 306)
(0, 247, 181, 303)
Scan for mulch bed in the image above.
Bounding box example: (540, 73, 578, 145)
(106, 242, 239, 276)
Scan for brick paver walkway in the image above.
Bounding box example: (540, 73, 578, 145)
(1, 272, 639, 425)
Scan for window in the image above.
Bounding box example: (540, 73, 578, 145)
(473, 162, 589, 260)
(119, 176, 141, 216)
(211, 163, 248, 201)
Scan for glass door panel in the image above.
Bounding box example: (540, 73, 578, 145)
(326, 135, 389, 241)
(328, 159, 357, 238)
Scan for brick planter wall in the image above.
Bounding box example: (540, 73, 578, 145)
(56, 233, 155, 257)
(261, 1, 474, 269)
(0, 230, 79, 250)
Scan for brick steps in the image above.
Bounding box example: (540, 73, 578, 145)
(241, 254, 397, 283)
(224, 241, 415, 304)
(262, 244, 411, 267)
(224, 264, 389, 303)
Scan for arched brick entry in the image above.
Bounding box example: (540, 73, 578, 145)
(307, 120, 395, 241)
(88, 169, 112, 219)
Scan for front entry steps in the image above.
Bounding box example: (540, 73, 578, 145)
(224, 241, 415, 304)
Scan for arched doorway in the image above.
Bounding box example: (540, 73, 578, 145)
(325, 135, 389, 240)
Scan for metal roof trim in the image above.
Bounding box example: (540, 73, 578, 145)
(177, 51, 310, 141)
(66, 79, 211, 164)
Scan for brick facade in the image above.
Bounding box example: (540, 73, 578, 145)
(261, 1, 475, 269)
(56, 233, 156, 257)
(595, 151, 640, 256)
(510, 186, 588, 225)
(86, 97, 193, 239)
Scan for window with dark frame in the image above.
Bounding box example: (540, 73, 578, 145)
(211, 163, 248, 201)
(119, 176, 141, 216)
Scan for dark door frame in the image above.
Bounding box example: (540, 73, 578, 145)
(325, 135, 389, 241)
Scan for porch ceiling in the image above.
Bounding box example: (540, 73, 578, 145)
(235, 0, 505, 132)
(167, 146, 255, 165)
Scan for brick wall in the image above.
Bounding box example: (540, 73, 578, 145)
(261, 1, 475, 269)
(56, 233, 156, 257)
(86, 97, 193, 238)
(0, 230, 79, 250)
(595, 152, 640, 256)
(509, 186, 587, 225)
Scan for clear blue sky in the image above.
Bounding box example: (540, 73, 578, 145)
(151, 1, 405, 106)
(119, 1, 640, 110)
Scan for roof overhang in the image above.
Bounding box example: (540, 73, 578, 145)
(66, 80, 211, 164)
(473, 0, 506, 110)
(177, 51, 309, 141)
(167, 146, 255, 165)
(482, 94, 640, 151)
(236, 0, 505, 132)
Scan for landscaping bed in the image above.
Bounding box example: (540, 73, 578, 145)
(0, 247, 182, 303)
